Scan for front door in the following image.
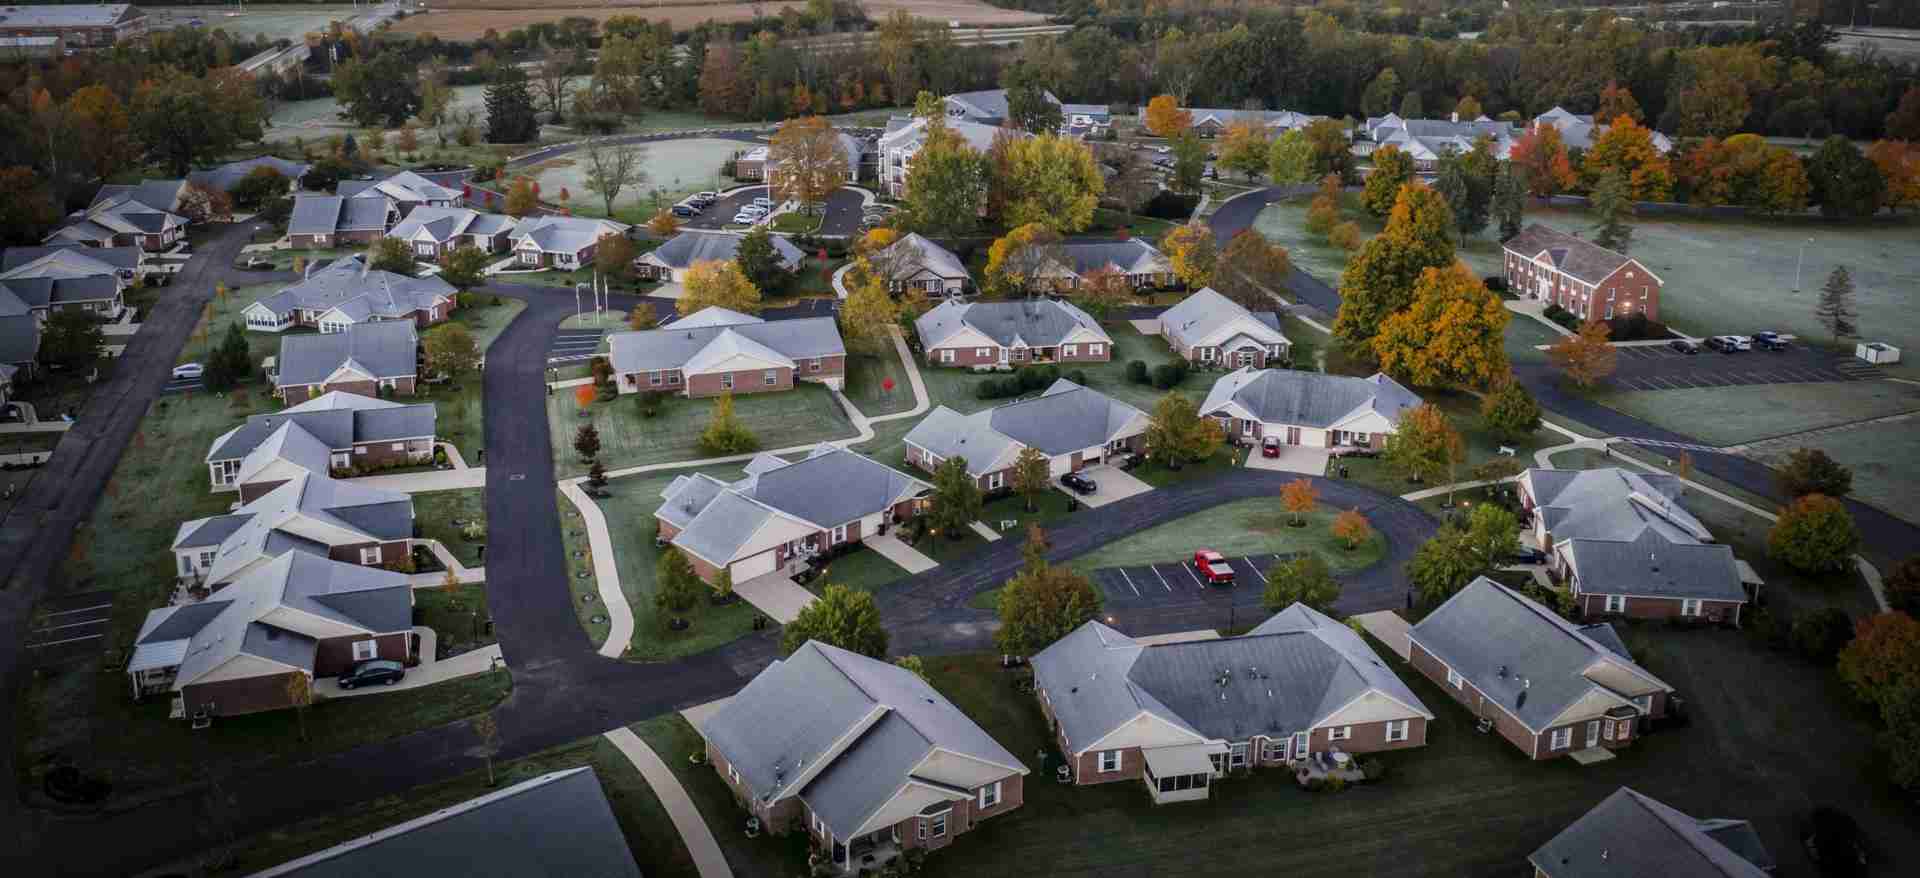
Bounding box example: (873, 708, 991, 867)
(1291, 731, 1308, 760)
(1585, 719, 1601, 748)
(1287, 427, 1301, 446)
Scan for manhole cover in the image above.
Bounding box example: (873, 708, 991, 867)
(582, 593, 595, 603)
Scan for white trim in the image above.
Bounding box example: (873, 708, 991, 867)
(1385, 719, 1410, 742)
(1549, 727, 1572, 750)
(1097, 749, 1121, 773)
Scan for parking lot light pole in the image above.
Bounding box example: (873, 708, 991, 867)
(1794, 237, 1812, 293)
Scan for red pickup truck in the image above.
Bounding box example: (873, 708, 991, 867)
(1193, 549, 1235, 586)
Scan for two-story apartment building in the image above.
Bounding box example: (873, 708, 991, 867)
(1503, 223, 1663, 323)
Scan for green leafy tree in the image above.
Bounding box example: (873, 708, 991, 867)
(1815, 266, 1858, 343)
(484, 68, 541, 144)
(782, 584, 888, 658)
(1012, 446, 1050, 513)
(994, 560, 1102, 655)
(1003, 76, 1063, 135)
(1362, 146, 1414, 218)
(1778, 448, 1853, 498)
(1807, 135, 1885, 219)
(1361, 68, 1401, 118)
(423, 323, 480, 382)
(1144, 391, 1222, 470)
(901, 120, 989, 237)
(927, 456, 984, 539)
(654, 547, 703, 617)
(332, 52, 423, 127)
(1267, 128, 1315, 185)
(38, 310, 104, 370)
(1169, 133, 1207, 195)
(1383, 403, 1464, 489)
(1768, 493, 1861, 574)
(1408, 526, 1483, 608)
(697, 392, 759, 455)
(1217, 121, 1271, 182)
(1460, 504, 1521, 572)
(1263, 553, 1341, 613)
(1493, 163, 1526, 242)
(1480, 379, 1542, 442)
(1212, 230, 1291, 312)
(131, 68, 262, 176)
(203, 322, 252, 392)
(369, 238, 416, 274)
(1398, 90, 1424, 120)
(733, 227, 787, 293)
(894, 655, 929, 680)
(1334, 182, 1456, 348)
(229, 167, 290, 211)
(1590, 170, 1635, 254)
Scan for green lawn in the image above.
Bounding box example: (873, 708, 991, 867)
(1338, 388, 1549, 498)
(413, 582, 497, 656)
(453, 296, 527, 355)
(245, 247, 353, 272)
(583, 469, 765, 661)
(223, 733, 694, 877)
(1088, 208, 1180, 245)
(807, 545, 910, 594)
(1750, 425, 1920, 529)
(414, 488, 486, 568)
(1596, 380, 1920, 448)
(1066, 501, 1385, 573)
(632, 715, 813, 876)
(558, 490, 612, 649)
(550, 383, 858, 478)
(1248, 193, 1373, 282)
(843, 345, 915, 418)
(418, 377, 486, 462)
(1504, 311, 1564, 366)
(185, 282, 289, 369)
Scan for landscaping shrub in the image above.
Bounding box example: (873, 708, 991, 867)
(572, 111, 623, 135)
(594, 383, 615, 402)
(456, 291, 478, 309)
(636, 390, 664, 418)
(1359, 758, 1387, 781)
(1127, 360, 1150, 384)
(1483, 276, 1507, 293)
(1791, 607, 1853, 663)
(975, 378, 1009, 400)
(1151, 361, 1189, 389)
(1142, 191, 1202, 220)
(1605, 312, 1669, 341)
(1016, 364, 1060, 393)
(1067, 369, 1088, 386)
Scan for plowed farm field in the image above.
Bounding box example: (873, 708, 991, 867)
(391, 1, 1048, 40)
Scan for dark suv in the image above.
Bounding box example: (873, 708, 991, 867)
(1059, 471, 1098, 495)
(339, 659, 405, 689)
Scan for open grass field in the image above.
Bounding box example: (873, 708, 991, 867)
(393, 1, 1047, 39)
(1596, 380, 1920, 448)
(548, 382, 858, 477)
(149, 5, 357, 44)
(1454, 208, 1920, 366)
(526, 138, 744, 222)
(1751, 425, 1920, 528)
(1067, 500, 1386, 573)
(265, 85, 493, 144)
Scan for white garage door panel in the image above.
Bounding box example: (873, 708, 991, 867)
(731, 550, 777, 581)
(1048, 454, 1072, 477)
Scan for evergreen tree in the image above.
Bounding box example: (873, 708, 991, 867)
(1807, 135, 1885, 219)
(1590, 170, 1634, 253)
(204, 322, 252, 391)
(1815, 266, 1858, 343)
(573, 423, 601, 462)
(733, 227, 786, 293)
(484, 68, 541, 144)
(697, 392, 758, 455)
(1493, 163, 1526, 241)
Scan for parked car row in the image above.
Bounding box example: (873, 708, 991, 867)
(1701, 331, 1795, 354)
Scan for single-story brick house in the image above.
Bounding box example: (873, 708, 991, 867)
(1054, 239, 1175, 289)
(1503, 223, 1662, 323)
(243, 254, 456, 334)
(869, 233, 968, 297)
(170, 470, 414, 586)
(903, 379, 1147, 492)
(1032, 606, 1432, 804)
(1185, 107, 1323, 138)
(127, 552, 414, 720)
(1156, 287, 1290, 369)
(698, 640, 1027, 873)
(1518, 467, 1750, 624)
(608, 306, 844, 398)
(1198, 367, 1421, 450)
(1409, 577, 1675, 761)
(270, 320, 420, 403)
(205, 391, 436, 497)
(1530, 787, 1773, 878)
(509, 215, 631, 269)
(337, 170, 466, 219)
(1, 244, 141, 284)
(656, 445, 931, 584)
(635, 230, 804, 284)
(384, 206, 518, 262)
(914, 299, 1112, 368)
(46, 179, 189, 251)
(288, 194, 397, 248)
(0, 246, 129, 322)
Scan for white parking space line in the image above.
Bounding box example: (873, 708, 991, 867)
(44, 603, 112, 616)
(1183, 562, 1205, 589)
(1152, 565, 1172, 591)
(1248, 561, 1268, 583)
(35, 617, 107, 633)
(1118, 568, 1140, 596)
(28, 633, 103, 648)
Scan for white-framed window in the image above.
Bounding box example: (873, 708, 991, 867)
(1062, 344, 1078, 357)
(830, 524, 848, 544)
(1604, 594, 1627, 613)
(199, 551, 215, 567)
(1241, 420, 1255, 437)
(763, 369, 778, 387)
(650, 371, 663, 386)
(975, 347, 992, 359)
(1228, 742, 1248, 767)
(721, 374, 734, 390)
(351, 639, 378, 661)
(1199, 347, 1215, 362)
(728, 764, 740, 784)
(809, 358, 822, 372)
(923, 811, 948, 839)
(1097, 750, 1121, 773)
(940, 349, 955, 364)
(978, 780, 1001, 809)
(1603, 718, 1617, 741)
(359, 546, 381, 564)
(667, 372, 680, 385)
(1446, 668, 1464, 689)
(1386, 719, 1410, 742)
(1681, 599, 1703, 617)
(1328, 726, 1352, 742)
(986, 471, 1004, 491)
(391, 442, 405, 451)
(1549, 727, 1572, 750)
(1633, 694, 1653, 715)
(1088, 343, 1104, 356)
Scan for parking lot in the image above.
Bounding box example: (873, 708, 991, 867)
(678, 185, 870, 236)
(23, 590, 114, 666)
(548, 328, 604, 364)
(1087, 553, 1294, 606)
(1605, 344, 1884, 391)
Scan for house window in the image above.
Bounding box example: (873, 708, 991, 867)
(1228, 743, 1248, 767)
(650, 372, 663, 386)
(1199, 347, 1215, 362)
(1088, 343, 1104, 356)
(830, 524, 848, 545)
(763, 369, 778, 387)
(721, 374, 734, 390)
(1603, 718, 1617, 741)
(978, 781, 1001, 809)
(1681, 599, 1703, 617)
(351, 639, 378, 661)
(975, 347, 992, 358)
(1097, 750, 1121, 773)
(391, 442, 405, 451)
(200, 551, 215, 567)
(668, 372, 680, 385)
(1328, 726, 1352, 742)
(1550, 727, 1572, 750)
(728, 764, 740, 784)
(1446, 668, 1464, 689)
(809, 358, 822, 373)
(986, 471, 1004, 491)
(1062, 344, 1077, 357)
(940, 349, 955, 364)
(1604, 594, 1627, 613)
(1382, 719, 1411, 742)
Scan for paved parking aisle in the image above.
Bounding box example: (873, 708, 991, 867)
(1086, 554, 1295, 607)
(24, 590, 114, 666)
(1604, 346, 1882, 391)
(548, 329, 604, 364)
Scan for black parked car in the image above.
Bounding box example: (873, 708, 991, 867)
(671, 204, 699, 218)
(1803, 807, 1868, 876)
(338, 659, 405, 689)
(1668, 339, 1699, 355)
(1508, 546, 1549, 565)
(1059, 471, 1098, 495)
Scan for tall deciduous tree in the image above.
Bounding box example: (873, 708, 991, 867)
(1768, 493, 1860, 574)
(1372, 263, 1512, 390)
(1866, 140, 1920, 213)
(1509, 124, 1577, 198)
(837, 259, 899, 354)
(1169, 132, 1207, 194)
(927, 456, 983, 539)
(1144, 391, 1222, 469)
(423, 323, 480, 382)
(733, 227, 787, 293)
(132, 68, 262, 175)
(1218, 120, 1271, 182)
(1596, 81, 1643, 123)
(1212, 231, 1291, 312)
(65, 85, 135, 183)
(768, 116, 847, 211)
(1480, 379, 1542, 442)
(992, 134, 1103, 232)
(902, 119, 989, 237)
(1280, 478, 1318, 526)
(580, 140, 647, 217)
(782, 584, 888, 657)
(994, 560, 1101, 655)
(1547, 320, 1619, 389)
(1383, 402, 1464, 488)
(369, 237, 416, 274)
(0, 167, 59, 245)
(1493, 163, 1526, 241)
(1267, 128, 1315, 185)
(1012, 446, 1050, 513)
(1263, 553, 1341, 613)
(1815, 266, 1858, 343)
(1363, 145, 1415, 218)
(1143, 95, 1191, 138)
(1161, 222, 1217, 290)
(1583, 115, 1673, 201)
(1334, 182, 1456, 348)
(332, 52, 423, 127)
(678, 260, 762, 315)
(1778, 448, 1853, 498)
(1361, 68, 1402, 118)
(1590, 170, 1635, 254)
(504, 177, 539, 217)
(984, 223, 1065, 298)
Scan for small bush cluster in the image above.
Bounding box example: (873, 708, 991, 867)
(1127, 359, 1150, 384)
(1541, 303, 1584, 331)
(1151, 360, 1191, 389)
(975, 364, 1064, 400)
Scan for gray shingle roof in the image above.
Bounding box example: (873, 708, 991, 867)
(187, 156, 311, 194)
(1200, 367, 1421, 429)
(665, 490, 774, 566)
(173, 513, 256, 550)
(1564, 531, 1746, 603)
(1033, 606, 1429, 751)
(169, 552, 411, 687)
(914, 299, 1110, 350)
(0, 276, 119, 308)
(734, 446, 929, 530)
(607, 311, 843, 375)
(208, 392, 433, 463)
(989, 380, 1144, 455)
(138, 600, 232, 644)
(339, 197, 395, 232)
(1, 245, 140, 274)
(879, 233, 967, 280)
(276, 320, 419, 388)
(250, 767, 643, 878)
(91, 179, 185, 213)
(387, 206, 516, 244)
(900, 405, 1018, 475)
(1157, 287, 1287, 349)
(645, 230, 803, 271)
(1522, 467, 1709, 547)
(288, 195, 344, 236)
(510, 215, 631, 254)
(944, 88, 1057, 123)
(1504, 223, 1636, 285)
(1057, 239, 1170, 277)
(1409, 578, 1671, 732)
(0, 311, 36, 364)
(1530, 787, 1772, 878)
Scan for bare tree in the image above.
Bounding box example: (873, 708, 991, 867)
(581, 140, 648, 217)
(534, 51, 575, 119)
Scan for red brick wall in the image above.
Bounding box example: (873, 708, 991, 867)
(927, 345, 1001, 367)
(1056, 343, 1111, 363)
(1310, 716, 1428, 755)
(182, 670, 304, 718)
(291, 234, 333, 248)
(796, 354, 846, 382)
(339, 229, 383, 245)
(1595, 263, 1661, 323)
(1410, 640, 1541, 758)
(326, 540, 409, 566)
(685, 366, 795, 398)
(313, 630, 410, 677)
(1574, 592, 1743, 625)
(706, 740, 805, 833)
(348, 437, 435, 469)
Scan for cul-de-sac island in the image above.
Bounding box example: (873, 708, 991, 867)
(1, 1, 1917, 876)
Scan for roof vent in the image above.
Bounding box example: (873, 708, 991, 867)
(1649, 550, 1659, 572)
(1497, 665, 1507, 678)
(1516, 690, 1528, 709)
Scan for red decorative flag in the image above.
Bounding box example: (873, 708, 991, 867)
(882, 377, 894, 393)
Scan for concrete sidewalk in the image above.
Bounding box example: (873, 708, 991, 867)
(866, 532, 937, 573)
(1351, 611, 1411, 660)
(405, 539, 486, 587)
(560, 480, 636, 659)
(603, 727, 733, 878)
(969, 521, 1003, 541)
(350, 467, 488, 493)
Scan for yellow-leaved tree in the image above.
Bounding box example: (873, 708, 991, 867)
(838, 257, 901, 354)
(1143, 95, 1191, 138)
(992, 133, 1103, 232)
(677, 259, 762, 316)
(984, 223, 1064, 297)
(1160, 222, 1217, 290)
(1372, 263, 1513, 390)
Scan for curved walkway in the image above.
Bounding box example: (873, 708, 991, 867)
(603, 727, 731, 878)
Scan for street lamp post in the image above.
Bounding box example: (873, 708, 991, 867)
(1794, 237, 1812, 293)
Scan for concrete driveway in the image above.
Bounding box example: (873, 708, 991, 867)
(866, 532, 937, 573)
(1245, 445, 1330, 475)
(1057, 463, 1154, 508)
(734, 570, 816, 624)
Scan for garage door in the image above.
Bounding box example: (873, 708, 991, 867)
(731, 550, 776, 581)
(1048, 454, 1072, 477)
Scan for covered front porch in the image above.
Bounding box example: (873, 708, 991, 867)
(826, 827, 903, 875)
(1142, 743, 1226, 805)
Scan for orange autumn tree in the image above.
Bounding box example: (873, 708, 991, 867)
(1331, 508, 1372, 549)
(1583, 115, 1674, 201)
(1866, 139, 1920, 213)
(1144, 95, 1192, 138)
(574, 383, 596, 412)
(1280, 478, 1319, 526)
(1509, 124, 1577, 198)
(1547, 320, 1619, 388)
(1372, 263, 1513, 390)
